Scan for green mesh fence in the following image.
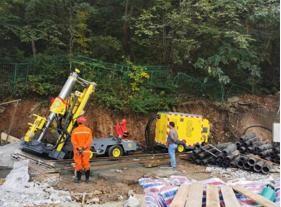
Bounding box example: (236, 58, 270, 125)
(0, 56, 228, 101)
(0, 63, 31, 98)
(71, 56, 178, 91)
(173, 72, 226, 101)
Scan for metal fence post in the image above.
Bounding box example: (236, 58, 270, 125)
(12, 64, 18, 95)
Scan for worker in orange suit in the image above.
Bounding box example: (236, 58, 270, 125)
(71, 116, 93, 183)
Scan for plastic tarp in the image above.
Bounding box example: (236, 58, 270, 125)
(139, 176, 280, 207)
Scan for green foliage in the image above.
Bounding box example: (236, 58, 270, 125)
(71, 2, 97, 54)
(27, 75, 58, 96)
(26, 54, 69, 96)
(128, 88, 175, 113)
(126, 60, 150, 92)
(131, 0, 279, 91)
(79, 59, 174, 113)
(95, 90, 127, 112)
(89, 36, 123, 62)
(0, 0, 279, 113)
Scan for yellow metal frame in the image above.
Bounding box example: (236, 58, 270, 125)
(55, 84, 95, 152)
(24, 114, 46, 142)
(50, 97, 66, 115)
(155, 112, 210, 147)
(22, 69, 96, 160)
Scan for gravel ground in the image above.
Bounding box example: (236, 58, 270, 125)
(205, 165, 280, 181)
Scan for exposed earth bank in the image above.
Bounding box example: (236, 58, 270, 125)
(0, 93, 279, 143)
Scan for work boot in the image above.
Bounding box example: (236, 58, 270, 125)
(74, 171, 82, 183)
(85, 170, 90, 183)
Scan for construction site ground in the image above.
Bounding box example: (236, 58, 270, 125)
(0, 141, 280, 206)
(26, 154, 279, 206)
(0, 94, 279, 206)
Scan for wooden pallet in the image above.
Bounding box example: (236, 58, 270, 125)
(170, 183, 277, 207)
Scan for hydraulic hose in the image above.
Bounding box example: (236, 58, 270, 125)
(242, 125, 272, 136)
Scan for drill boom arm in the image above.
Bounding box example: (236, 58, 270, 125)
(23, 69, 96, 159)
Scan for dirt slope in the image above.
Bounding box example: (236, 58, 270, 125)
(0, 93, 279, 144)
(173, 94, 279, 142)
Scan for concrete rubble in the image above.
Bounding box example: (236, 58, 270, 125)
(0, 142, 21, 167)
(0, 160, 75, 207)
(123, 190, 141, 207)
(0, 143, 145, 206)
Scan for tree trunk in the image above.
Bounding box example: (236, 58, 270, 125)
(162, 17, 166, 64)
(31, 40, 36, 58)
(123, 0, 131, 59)
(68, 0, 74, 70)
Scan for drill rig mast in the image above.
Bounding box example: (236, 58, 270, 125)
(21, 69, 96, 159)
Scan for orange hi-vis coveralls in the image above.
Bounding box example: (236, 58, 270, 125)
(71, 124, 93, 171)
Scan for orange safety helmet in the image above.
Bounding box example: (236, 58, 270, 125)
(77, 116, 87, 124)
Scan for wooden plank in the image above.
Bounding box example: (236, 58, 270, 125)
(206, 185, 220, 207)
(233, 185, 277, 207)
(1, 132, 19, 143)
(143, 159, 169, 168)
(170, 184, 190, 207)
(221, 185, 241, 207)
(185, 183, 204, 207)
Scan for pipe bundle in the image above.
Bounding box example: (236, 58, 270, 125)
(236, 133, 280, 164)
(190, 136, 276, 174)
(191, 143, 240, 168)
(233, 154, 273, 174)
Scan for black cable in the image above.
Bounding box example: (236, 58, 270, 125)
(242, 125, 272, 136)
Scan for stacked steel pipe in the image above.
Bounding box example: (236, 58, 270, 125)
(191, 143, 240, 168)
(236, 133, 280, 164)
(190, 134, 278, 174)
(191, 144, 219, 166)
(233, 154, 273, 174)
(271, 142, 280, 164)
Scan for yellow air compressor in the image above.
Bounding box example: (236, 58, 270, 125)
(145, 112, 210, 152)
